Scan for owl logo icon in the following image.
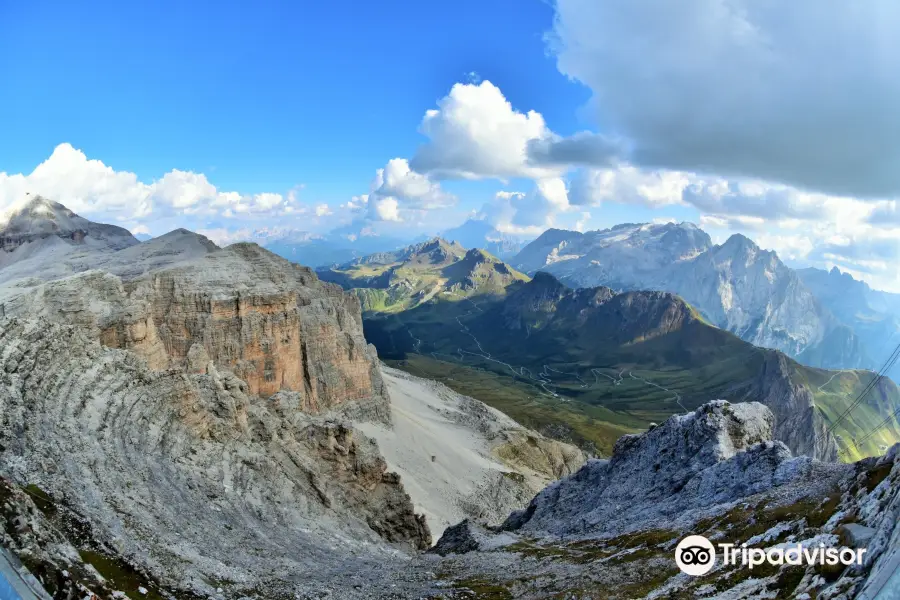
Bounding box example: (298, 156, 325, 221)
(675, 535, 716, 576)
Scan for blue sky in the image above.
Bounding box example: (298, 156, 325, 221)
(3, 1, 900, 290)
(1, 0, 580, 201)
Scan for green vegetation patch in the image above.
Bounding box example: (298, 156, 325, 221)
(79, 550, 167, 600)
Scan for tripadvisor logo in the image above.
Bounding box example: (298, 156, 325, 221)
(675, 535, 716, 576)
(675, 535, 866, 577)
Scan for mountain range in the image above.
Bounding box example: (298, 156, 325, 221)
(260, 229, 410, 268)
(259, 217, 529, 271)
(798, 266, 900, 372)
(320, 237, 900, 462)
(512, 222, 878, 372)
(317, 237, 528, 313)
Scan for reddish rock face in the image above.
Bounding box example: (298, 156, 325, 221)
(122, 284, 378, 407)
(86, 243, 388, 416)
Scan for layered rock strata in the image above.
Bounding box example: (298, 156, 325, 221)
(0, 318, 428, 598)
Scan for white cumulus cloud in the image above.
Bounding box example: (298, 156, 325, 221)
(348, 158, 454, 223)
(568, 166, 691, 208)
(0, 144, 308, 231)
(410, 81, 561, 180)
(478, 179, 571, 235)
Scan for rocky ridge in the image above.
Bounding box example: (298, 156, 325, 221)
(0, 206, 391, 420)
(426, 401, 900, 599)
(318, 237, 529, 314)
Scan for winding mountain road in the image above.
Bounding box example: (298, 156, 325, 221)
(628, 371, 689, 414)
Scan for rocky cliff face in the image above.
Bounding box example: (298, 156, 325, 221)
(512, 223, 868, 371)
(1, 230, 390, 421)
(741, 351, 839, 461)
(503, 401, 818, 536)
(117, 243, 387, 415)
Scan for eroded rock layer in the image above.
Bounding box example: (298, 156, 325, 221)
(0, 318, 428, 598)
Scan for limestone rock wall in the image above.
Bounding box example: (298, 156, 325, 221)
(3, 242, 390, 421)
(745, 351, 839, 461)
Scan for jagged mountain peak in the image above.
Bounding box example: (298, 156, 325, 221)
(461, 246, 502, 265)
(826, 265, 859, 286)
(441, 247, 527, 293)
(401, 237, 466, 265)
(719, 232, 761, 252)
(415, 236, 462, 252)
(524, 270, 569, 294)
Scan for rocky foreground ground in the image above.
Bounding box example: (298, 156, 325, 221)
(421, 401, 900, 599)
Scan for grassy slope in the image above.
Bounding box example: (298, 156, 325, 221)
(801, 368, 900, 461)
(365, 296, 766, 454)
(388, 354, 639, 457)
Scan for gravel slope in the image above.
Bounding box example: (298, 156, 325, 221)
(360, 366, 585, 537)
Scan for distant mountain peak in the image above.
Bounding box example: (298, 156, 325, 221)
(418, 236, 458, 250)
(440, 219, 532, 259)
(405, 237, 466, 263)
(0, 196, 138, 251)
(154, 228, 219, 251)
(721, 232, 757, 249)
(2, 195, 77, 231)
